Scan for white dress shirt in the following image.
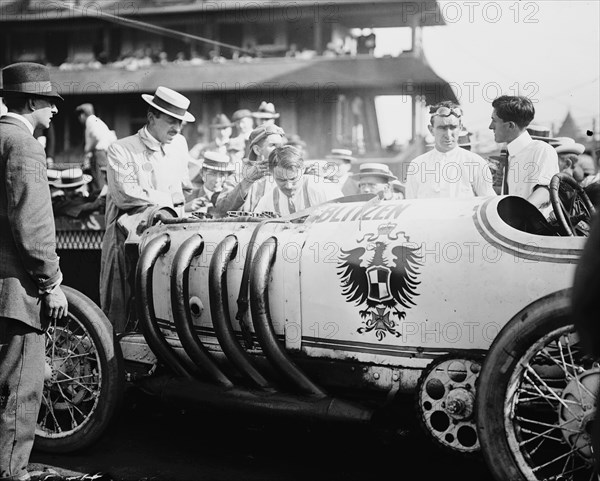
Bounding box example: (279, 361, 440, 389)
(504, 131, 559, 198)
(84, 114, 117, 152)
(254, 175, 342, 215)
(405, 146, 496, 199)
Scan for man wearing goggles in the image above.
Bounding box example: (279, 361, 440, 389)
(405, 101, 496, 199)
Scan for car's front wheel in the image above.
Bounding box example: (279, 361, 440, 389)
(35, 286, 123, 453)
(476, 290, 598, 481)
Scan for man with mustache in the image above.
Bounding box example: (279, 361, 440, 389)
(100, 86, 195, 332)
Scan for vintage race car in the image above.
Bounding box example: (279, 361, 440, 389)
(37, 174, 597, 481)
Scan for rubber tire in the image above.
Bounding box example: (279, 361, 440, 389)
(475, 289, 572, 481)
(35, 286, 124, 453)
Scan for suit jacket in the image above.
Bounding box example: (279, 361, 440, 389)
(0, 116, 62, 330)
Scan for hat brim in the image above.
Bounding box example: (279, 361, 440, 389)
(50, 174, 93, 189)
(531, 135, 559, 143)
(326, 154, 356, 163)
(142, 94, 195, 122)
(0, 88, 64, 101)
(351, 172, 398, 182)
(252, 112, 280, 119)
(556, 143, 585, 155)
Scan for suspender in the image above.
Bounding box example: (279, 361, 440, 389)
(272, 178, 312, 215)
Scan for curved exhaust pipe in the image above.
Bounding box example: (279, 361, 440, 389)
(135, 233, 194, 379)
(171, 234, 234, 388)
(209, 235, 272, 389)
(250, 237, 326, 398)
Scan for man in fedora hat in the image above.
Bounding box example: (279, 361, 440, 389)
(214, 123, 286, 216)
(201, 113, 233, 158)
(185, 151, 235, 216)
(252, 101, 279, 127)
(406, 101, 496, 200)
(351, 163, 397, 200)
(75, 102, 116, 195)
(231, 109, 254, 143)
(324, 148, 360, 196)
(489, 95, 559, 211)
(0, 62, 69, 481)
(100, 86, 195, 332)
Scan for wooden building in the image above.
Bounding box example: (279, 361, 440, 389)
(0, 0, 457, 164)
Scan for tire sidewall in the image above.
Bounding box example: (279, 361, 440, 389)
(476, 289, 572, 481)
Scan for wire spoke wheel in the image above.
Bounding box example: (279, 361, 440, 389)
(477, 291, 599, 481)
(39, 314, 102, 438)
(506, 326, 598, 480)
(35, 287, 123, 453)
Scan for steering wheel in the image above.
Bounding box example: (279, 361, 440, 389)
(549, 172, 596, 236)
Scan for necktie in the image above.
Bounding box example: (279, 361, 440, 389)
(288, 196, 296, 214)
(502, 150, 510, 195)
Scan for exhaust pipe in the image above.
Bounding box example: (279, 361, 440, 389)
(135, 233, 195, 379)
(250, 237, 326, 398)
(137, 375, 373, 424)
(171, 234, 234, 388)
(209, 235, 273, 389)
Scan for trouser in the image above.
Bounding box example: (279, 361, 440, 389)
(88, 149, 108, 195)
(0, 319, 45, 481)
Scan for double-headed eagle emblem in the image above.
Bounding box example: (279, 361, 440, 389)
(336, 223, 422, 341)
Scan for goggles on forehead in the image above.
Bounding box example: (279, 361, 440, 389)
(429, 106, 462, 118)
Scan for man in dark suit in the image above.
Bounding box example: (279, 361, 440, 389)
(0, 62, 68, 481)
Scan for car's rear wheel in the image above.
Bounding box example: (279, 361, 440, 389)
(35, 286, 123, 453)
(476, 290, 598, 481)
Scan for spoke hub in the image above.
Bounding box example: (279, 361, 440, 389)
(558, 368, 600, 464)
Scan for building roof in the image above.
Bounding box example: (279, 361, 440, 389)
(48, 55, 457, 104)
(0, 0, 446, 27)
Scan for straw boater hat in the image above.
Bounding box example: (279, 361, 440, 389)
(46, 168, 62, 185)
(141, 86, 195, 122)
(526, 125, 559, 144)
(52, 167, 92, 189)
(555, 138, 585, 156)
(210, 113, 232, 129)
(231, 109, 253, 123)
(351, 163, 398, 181)
(252, 101, 280, 119)
(202, 151, 235, 172)
(0, 62, 63, 100)
(326, 148, 356, 163)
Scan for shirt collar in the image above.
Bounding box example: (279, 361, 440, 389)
(4, 112, 35, 135)
(507, 130, 533, 157)
(433, 145, 459, 158)
(139, 126, 165, 153)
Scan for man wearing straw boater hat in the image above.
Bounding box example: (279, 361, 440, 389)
(405, 101, 496, 199)
(351, 163, 397, 200)
(489, 95, 559, 211)
(100, 86, 195, 333)
(0, 63, 70, 481)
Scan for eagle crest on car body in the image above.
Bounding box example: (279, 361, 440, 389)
(337, 224, 422, 341)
